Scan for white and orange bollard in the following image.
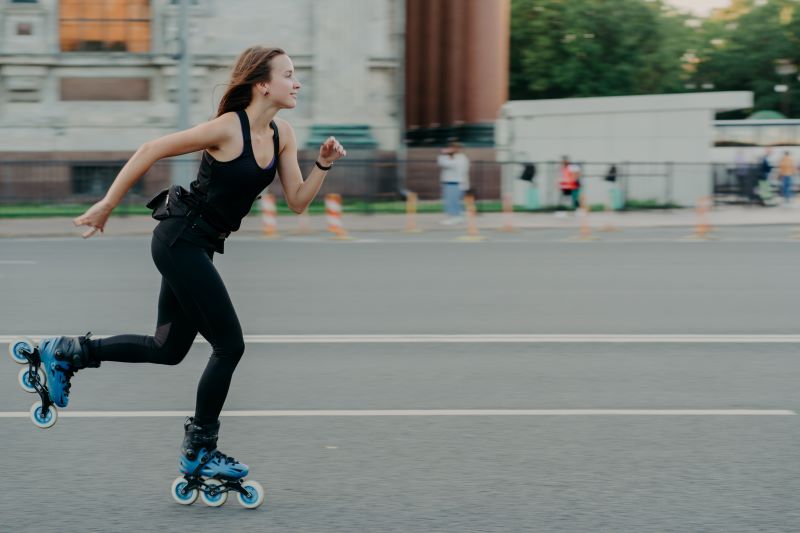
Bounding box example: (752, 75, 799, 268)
(456, 194, 487, 242)
(686, 195, 714, 240)
(497, 193, 516, 233)
(260, 194, 279, 239)
(325, 193, 352, 240)
(404, 191, 422, 234)
(568, 193, 599, 241)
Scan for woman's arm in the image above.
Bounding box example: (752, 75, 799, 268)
(276, 119, 346, 214)
(73, 113, 238, 238)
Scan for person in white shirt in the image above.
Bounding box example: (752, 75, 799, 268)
(437, 141, 470, 224)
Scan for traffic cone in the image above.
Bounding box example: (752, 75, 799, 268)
(456, 194, 487, 242)
(685, 195, 715, 240)
(261, 194, 279, 239)
(404, 191, 423, 234)
(497, 193, 517, 232)
(325, 193, 353, 240)
(568, 193, 599, 241)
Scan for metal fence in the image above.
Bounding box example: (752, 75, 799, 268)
(0, 157, 790, 208)
(0, 157, 502, 206)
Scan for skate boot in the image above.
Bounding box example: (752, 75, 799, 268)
(38, 333, 99, 408)
(172, 417, 264, 508)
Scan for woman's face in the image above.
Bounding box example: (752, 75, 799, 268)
(267, 54, 301, 109)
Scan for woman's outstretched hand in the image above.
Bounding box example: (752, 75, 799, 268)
(73, 199, 114, 239)
(319, 136, 346, 166)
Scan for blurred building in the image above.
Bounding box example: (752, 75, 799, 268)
(497, 92, 754, 207)
(0, 0, 510, 202)
(0, 0, 402, 157)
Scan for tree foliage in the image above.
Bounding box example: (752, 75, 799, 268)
(510, 0, 695, 100)
(510, 0, 800, 117)
(693, 0, 800, 118)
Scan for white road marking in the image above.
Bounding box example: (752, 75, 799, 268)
(3, 334, 800, 344)
(0, 409, 794, 418)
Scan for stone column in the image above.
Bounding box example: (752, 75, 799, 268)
(464, 0, 509, 124)
(404, 0, 423, 128)
(311, 0, 369, 124)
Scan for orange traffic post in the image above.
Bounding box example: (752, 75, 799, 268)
(568, 193, 599, 241)
(686, 195, 714, 240)
(456, 194, 487, 242)
(325, 193, 353, 240)
(403, 191, 423, 234)
(260, 194, 279, 239)
(599, 190, 620, 232)
(497, 192, 516, 232)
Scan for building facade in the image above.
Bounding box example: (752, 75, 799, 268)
(0, 0, 402, 156)
(0, 0, 511, 202)
(496, 92, 754, 208)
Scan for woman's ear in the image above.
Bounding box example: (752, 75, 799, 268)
(257, 81, 270, 96)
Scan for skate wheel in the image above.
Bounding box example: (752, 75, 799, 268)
(9, 337, 34, 364)
(171, 477, 198, 505)
(237, 480, 265, 509)
(29, 401, 57, 429)
(18, 367, 45, 393)
(200, 479, 228, 507)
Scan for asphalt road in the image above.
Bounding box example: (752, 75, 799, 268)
(1, 228, 799, 532)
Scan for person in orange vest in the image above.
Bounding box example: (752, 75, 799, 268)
(558, 156, 581, 210)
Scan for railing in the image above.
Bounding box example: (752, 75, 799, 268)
(0, 158, 792, 209)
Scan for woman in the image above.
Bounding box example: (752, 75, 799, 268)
(32, 46, 345, 498)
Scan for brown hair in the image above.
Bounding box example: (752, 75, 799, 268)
(216, 46, 286, 117)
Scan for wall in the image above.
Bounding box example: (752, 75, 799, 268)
(496, 92, 753, 207)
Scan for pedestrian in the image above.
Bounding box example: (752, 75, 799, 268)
(23, 46, 346, 505)
(557, 156, 580, 213)
(755, 148, 774, 205)
(777, 151, 796, 205)
(437, 141, 470, 225)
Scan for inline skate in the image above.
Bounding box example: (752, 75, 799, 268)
(171, 417, 265, 509)
(8, 334, 97, 428)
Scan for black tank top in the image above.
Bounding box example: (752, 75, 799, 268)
(186, 109, 280, 232)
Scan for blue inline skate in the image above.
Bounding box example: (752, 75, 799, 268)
(8, 334, 98, 429)
(171, 417, 265, 509)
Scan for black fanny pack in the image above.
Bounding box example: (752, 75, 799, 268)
(146, 185, 229, 240)
(146, 185, 190, 220)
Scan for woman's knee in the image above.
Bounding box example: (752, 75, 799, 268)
(213, 336, 245, 362)
(151, 324, 194, 365)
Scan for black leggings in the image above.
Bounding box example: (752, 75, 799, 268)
(87, 234, 244, 425)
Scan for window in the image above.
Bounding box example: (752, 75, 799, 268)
(16, 22, 33, 35)
(60, 0, 150, 53)
(60, 77, 150, 101)
(72, 164, 143, 196)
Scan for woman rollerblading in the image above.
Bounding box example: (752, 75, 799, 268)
(13, 46, 346, 509)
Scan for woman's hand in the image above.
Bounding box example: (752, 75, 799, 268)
(318, 136, 347, 166)
(73, 199, 114, 239)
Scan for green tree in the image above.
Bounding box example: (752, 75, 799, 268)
(510, 0, 696, 100)
(693, 0, 800, 118)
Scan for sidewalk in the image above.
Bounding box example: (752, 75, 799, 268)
(1, 204, 799, 238)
